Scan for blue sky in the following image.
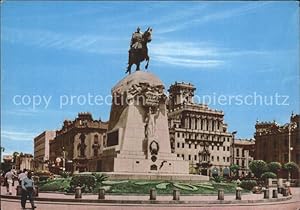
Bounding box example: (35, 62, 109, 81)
(1, 1, 299, 156)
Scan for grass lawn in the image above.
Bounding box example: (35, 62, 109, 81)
(38, 177, 71, 192)
(39, 178, 248, 195)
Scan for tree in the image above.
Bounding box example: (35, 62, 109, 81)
(261, 172, 277, 180)
(283, 162, 300, 179)
(267, 162, 282, 174)
(12, 152, 19, 163)
(249, 160, 267, 178)
(230, 164, 240, 178)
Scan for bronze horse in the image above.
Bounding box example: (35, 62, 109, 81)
(126, 27, 152, 74)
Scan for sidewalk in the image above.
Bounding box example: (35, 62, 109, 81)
(0, 181, 297, 204)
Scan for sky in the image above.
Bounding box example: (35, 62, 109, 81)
(1, 1, 299, 156)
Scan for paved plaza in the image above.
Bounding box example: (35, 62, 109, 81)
(1, 183, 299, 210)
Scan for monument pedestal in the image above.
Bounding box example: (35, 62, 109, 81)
(100, 71, 207, 180)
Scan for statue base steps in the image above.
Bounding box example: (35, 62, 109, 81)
(102, 171, 209, 182)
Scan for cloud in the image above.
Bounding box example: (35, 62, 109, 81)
(150, 41, 278, 69)
(153, 55, 223, 68)
(156, 2, 271, 34)
(1, 130, 36, 142)
(151, 41, 223, 68)
(3, 27, 126, 54)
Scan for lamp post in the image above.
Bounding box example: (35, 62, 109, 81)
(288, 122, 296, 181)
(231, 131, 237, 177)
(62, 147, 66, 171)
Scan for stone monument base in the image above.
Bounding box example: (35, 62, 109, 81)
(102, 171, 209, 182)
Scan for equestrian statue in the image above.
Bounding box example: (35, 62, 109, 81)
(126, 27, 152, 74)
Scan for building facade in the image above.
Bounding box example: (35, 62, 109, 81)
(49, 112, 108, 173)
(167, 82, 234, 176)
(255, 114, 300, 166)
(15, 153, 34, 171)
(34, 130, 56, 170)
(233, 138, 255, 177)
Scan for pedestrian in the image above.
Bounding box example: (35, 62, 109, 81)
(21, 171, 37, 209)
(5, 169, 16, 195)
(286, 181, 292, 195)
(18, 169, 28, 185)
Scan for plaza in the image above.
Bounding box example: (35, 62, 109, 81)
(1, 181, 299, 209)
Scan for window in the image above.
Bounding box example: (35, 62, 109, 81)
(217, 146, 219, 151)
(211, 156, 214, 161)
(177, 133, 180, 138)
(217, 156, 219, 161)
(188, 155, 191, 160)
(223, 157, 225, 162)
(242, 149, 245, 157)
(195, 144, 197, 149)
(177, 142, 180, 148)
(227, 157, 230, 162)
(189, 144, 191, 149)
(182, 154, 184, 159)
(182, 143, 185, 148)
(194, 155, 197, 161)
(236, 148, 239, 157)
(236, 160, 239, 165)
(242, 160, 245, 167)
(177, 154, 180, 157)
(223, 146, 225, 151)
(212, 146, 214, 150)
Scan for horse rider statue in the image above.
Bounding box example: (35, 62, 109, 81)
(126, 27, 152, 74)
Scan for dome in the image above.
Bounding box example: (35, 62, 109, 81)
(112, 71, 164, 93)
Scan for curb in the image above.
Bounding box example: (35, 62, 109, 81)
(0, 195, 292, 205)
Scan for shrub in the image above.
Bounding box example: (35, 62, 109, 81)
(92, 173, 108, 183)
(249, 160, 268, 178)
(33, 170, 52, 183)
(69, 174, 96, 193)
(230, 164, 240, 177)
(211, 176, 224, 183)
(60, 171, 71, 178)
(283, 162, 300, 172)
(267, 162, 281, 174)
(261, 172, 277, 180)
(239, 180, 257, 191)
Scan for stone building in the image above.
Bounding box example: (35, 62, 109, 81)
(255, 114, 300, 166)
(49, 112, 108, 173)
(34, 130, 56, 170)
(167, 82, 234, 176)
(233, 138, 255, 177)
(15, 153, 34, 171)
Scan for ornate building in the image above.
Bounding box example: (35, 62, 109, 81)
(167, 82, 234, 176)
(255, 114, 300, 166)
(34, 131, 56, 170)
(49, 112, 108, 173)
(233, 138, 255, 177)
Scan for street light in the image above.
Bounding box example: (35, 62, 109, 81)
(288, 122, 296, 181)
(62, 147, 66, 171)
(231, 131, 237, 177)
(288, 122, 296, 180)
